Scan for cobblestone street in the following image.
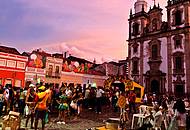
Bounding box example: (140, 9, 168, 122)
(0, 106, 132, 130)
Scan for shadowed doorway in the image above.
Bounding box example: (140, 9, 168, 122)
(175, 85, 184, 97)
(151, 80, 159, 94)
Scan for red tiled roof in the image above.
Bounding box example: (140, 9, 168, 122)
(32, 50, 51, 57)
(0, 46, 20, 55)
(52, 53, 63, 58)
(22, 52, 31, 57)
(67, 56, 92, 64)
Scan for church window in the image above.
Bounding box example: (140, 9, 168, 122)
(173, 35, 183, 49)
(152, 45, 158, 60)
(133, 60, 138, 74)
(175, 57, 182, 71)
(133, 46, 138, 54)
(152, 19, 157, 31)
(175, 39, 181, 48)
(173, 52, 184, 74)
(132, 58, 139, 75)
(175, 10, 182, 26)
(132, 22, 139, 36)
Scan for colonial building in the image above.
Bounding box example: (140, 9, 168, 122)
(45, 53, 63, 85)
(61, 55, 107, 87)
(128, 0, 190, 96)
(0, 46, 28, 87)
(94, 60, 129, 77)
(23, 49, 49, 86)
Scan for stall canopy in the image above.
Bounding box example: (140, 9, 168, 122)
(104, 77, 144, 103)
(124, 80, 144, 103)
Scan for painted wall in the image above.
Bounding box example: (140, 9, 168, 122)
(61, 71, 108, 87)
(159, 37, 168, 73)
(0, 52, 27, 87)
(159, 37, 168, 91)
(143, 40, 151, 78)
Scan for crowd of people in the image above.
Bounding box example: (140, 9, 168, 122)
(0, 82, 190, 130)
(136, 93, 190, 130)
(0, 83, 128, 130)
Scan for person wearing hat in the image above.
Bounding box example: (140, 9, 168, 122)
(25, 84, 36, 129)
(34, 85, 50, 130)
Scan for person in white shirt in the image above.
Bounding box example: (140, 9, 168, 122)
(65, 87, 72, 97)
(96, 86, 104, 114)
(84, 87, 90, 108)
(3, 86, 9, 113)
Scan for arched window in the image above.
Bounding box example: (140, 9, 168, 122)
(152, 45, 158, 60)
(173, 35, 183, 49)
(152, 19, 157, 31)
(175, 10, 182, 26)
(133, 46, 138, 54)
(132, 23, 139, 36)
(175, 39, 181, 48)
(132, 57, 139, 74)
(173, 52, 184, 74)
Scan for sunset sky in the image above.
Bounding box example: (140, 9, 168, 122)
(0, 0, 166, 63)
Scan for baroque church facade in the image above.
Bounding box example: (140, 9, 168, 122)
(127, 0, 190, 96)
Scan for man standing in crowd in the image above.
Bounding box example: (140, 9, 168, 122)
(3, 85, 9, 114)
(96, 86, 104, 114)
(84, 85, 90, 109)
(128, 90, 136, 113)
(25, 84, 36, 129)
(34, 86, 50, 130)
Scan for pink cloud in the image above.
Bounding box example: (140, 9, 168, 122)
(8, 0, 167, 63)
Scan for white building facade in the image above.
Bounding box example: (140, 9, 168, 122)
(128, 0, 190, 96)
(45, 56, 63, 84)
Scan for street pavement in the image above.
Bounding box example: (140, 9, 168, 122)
(0, 106, 133, 130)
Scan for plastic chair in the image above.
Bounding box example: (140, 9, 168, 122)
(152, 111, 163, 130)
(131, 113, 150, 129)
(139, 105, 148, 114)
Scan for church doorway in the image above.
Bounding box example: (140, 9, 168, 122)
(175, 85, 184, 97)
(151, 80, 159, 93)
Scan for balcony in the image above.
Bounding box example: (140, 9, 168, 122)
(26, 67, 46, 74)
(46, 71, 61, 79)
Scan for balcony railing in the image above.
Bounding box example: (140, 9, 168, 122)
(46, 71, 61, 78)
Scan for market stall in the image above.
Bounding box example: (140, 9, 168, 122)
(104, 76, 144, 103)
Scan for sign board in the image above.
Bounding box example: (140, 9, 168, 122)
(117, 96, 126, 108)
